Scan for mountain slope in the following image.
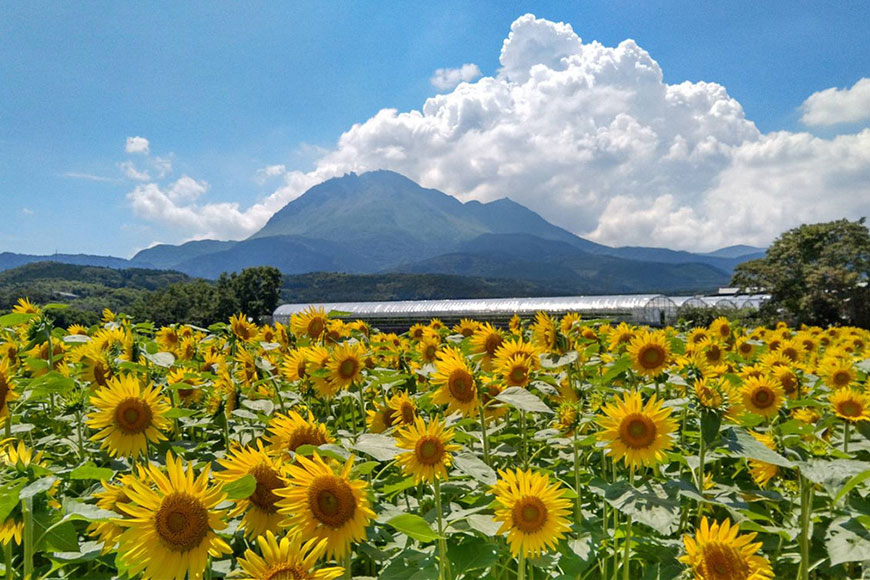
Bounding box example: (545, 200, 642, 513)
(0, 252, 146, 272)
(395, 233, 731, 294)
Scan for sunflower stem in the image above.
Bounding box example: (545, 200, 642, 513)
(520, 412, 528, 469)
(844, 422, 851, 454)
(622, 467, 634, 580)
(696, 424, 706, 524)
(799, 473, 812, 580)
(434, 477, 452, 580)
(22, 496, 33, 580)
(572, 428, 582, 520)
(517, 551, 525, 580)
(478, 401, 491, 466)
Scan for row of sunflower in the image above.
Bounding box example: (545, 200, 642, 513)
(0, 297, 869, 579)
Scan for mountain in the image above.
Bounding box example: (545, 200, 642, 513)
(5, 170, 766, 294)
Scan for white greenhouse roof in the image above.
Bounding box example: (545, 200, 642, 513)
(275, 294, 672, 320)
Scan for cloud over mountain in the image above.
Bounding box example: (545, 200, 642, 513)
(126, 14, 870, 252)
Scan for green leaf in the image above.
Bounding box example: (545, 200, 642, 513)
(164, 408, 197, 419)
(834, 469, 870, 504)
(723, 427, 794, 468)
(799, 459, 870, 499)
(0, 480, 27, 522)
(242, 399, 275, 415)
(0, 312, 35, 327)
(382, 477, 417, 497)
(601, 354, 632, 384)
(447, 537, 498, 577)
(142, 351, 175, 368)
(589, 479, 679, 535)
(386, 513, 441, 542)
(453, 452, 497, 486)
(351, 460, 380, 478)
(466, 514, 501, 536)
(222, 474, 256, 500)
(539, 351, 578, 369)
(352, 433, 402, 461)
(20, 476, 59, 500)
(41, 520, 79, 552)
(826, 517, 870, 566)
(26, 372, 75, 399)
(69, 463, 114, 481)
(61, 498, 117, 521)
(495, 387, 553, 415)
(700, 410, 721, 445)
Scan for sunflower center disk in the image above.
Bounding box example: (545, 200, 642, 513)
(485, 335, 502, 356)
(620, 414, 657, 448)
(511, 496, 548, 533)
(839, 401, 861, 417)
(248, 464, 282, 513)
(639, 346, 665, 369)
(287, 426, 327, 452)
(154, 492, 210, 552)
(509, 366, 528, 384)
(339, 359, 358, 379)
(264, 563, 312, 580)
(308, 475, 356, 528)
(448, 370, 475, 402)
(752, 388, 773, 408)
(114, 397, 153, 435)
(415, 437, 445, 466)
(307, 319, 324, 338)
(833, 371, 851, 387)
(400, 403, 416, 424)
(698, 543, 751, 580)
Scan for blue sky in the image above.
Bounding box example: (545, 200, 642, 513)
(1, 2, 868, 256)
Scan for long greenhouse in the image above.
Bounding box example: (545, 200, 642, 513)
(273, 293, 769, 330)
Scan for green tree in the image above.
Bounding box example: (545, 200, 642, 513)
(732, 218, 870, 327)
(233, 266, 283, 320)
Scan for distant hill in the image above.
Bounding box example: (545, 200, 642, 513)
(0, 252, 146, 272)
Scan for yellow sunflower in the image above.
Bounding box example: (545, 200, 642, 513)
(748, 432, 779, 488)
(740, 376, 784, 419)
(215, 441, 285, 538)
(626, 330, 671, 377)
(395, 416, 461, 483)
(680, 517, 773, 580)
(274, 452, 374, 560)
(156, 326, 181, 352)
(770, 365, 799, 398)
(292, 306, 328, 341)
(88, 474, 137, 554)
(452, 318, 480, 337)
(86, 374, 172, 458)
(494, 354, 536, 388)
(609, 322, 637, 351)
(531, 311, 557, 351)
(694, 378, 724, 410)
(417, 334, 442, 364)
(115, 452, 231, 580)
(237, 532, 344, 580)
(266, 410, 333, 460)
(326, 342, 368, 390)
(829, 388, 870, 423)
(0, 360, 20, 423)
(281, 348, 310, 383)
(596, 391, 678, 468)
(11, 297, 40, 314)
(491, 468, 572, 558)
(469, 323, 505, 369)
(431, 347, 478, 416)
(708, 317, 732, 341)
(819, 357, 856, 389)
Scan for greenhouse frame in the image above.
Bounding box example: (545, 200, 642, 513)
(273, 293, 769, 330)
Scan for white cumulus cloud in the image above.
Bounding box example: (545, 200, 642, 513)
(118, 161, 151, 182)
(430, 63, 482, 91)
(125, 136, 150, 155)
(127, 14, 870, 252)
(801, 78, 870, 126)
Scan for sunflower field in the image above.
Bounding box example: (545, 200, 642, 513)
(0, 298, 870, 580)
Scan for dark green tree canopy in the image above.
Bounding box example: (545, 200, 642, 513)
(732, 218, 870, 327)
